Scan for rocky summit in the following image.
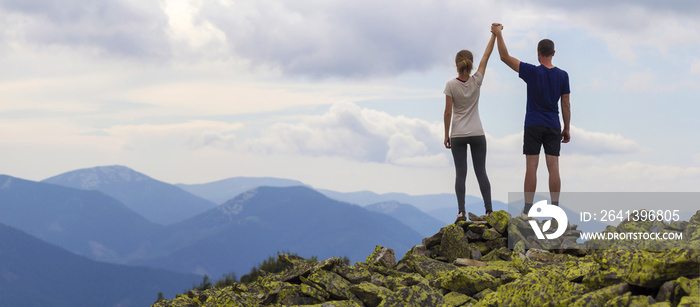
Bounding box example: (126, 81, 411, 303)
(154, 210, 700, 306)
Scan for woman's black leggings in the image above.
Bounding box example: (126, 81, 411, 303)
(450, 135, 492, 212)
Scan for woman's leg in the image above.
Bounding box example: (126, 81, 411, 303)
(469, 135, 492, 212)
(450, 137, 468, 213)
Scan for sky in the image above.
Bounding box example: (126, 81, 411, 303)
(1, 0, 699, 203)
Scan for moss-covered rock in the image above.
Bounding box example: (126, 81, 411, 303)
(434, 265, 501, 295)
(454, 258, 485, 267)
(383, 271, 429, 291)
(506, 217, 532, 249)
(485, 210, 510, 234)
(562, 282, 629, 307)
(466, 222, 488, 234)
(479, 264, 588, 306)
(153, 286, 259, 307)
(585, 249, 700, 288)
(366, 246, 396, 268)
(400, 253, 458, 279)
(561, 255, 600, 282)
(480, 247, 511, 262)
(332, 262, 373, 284)
(440, 224, 471, 262)
(155, 210, 700, 307)
(405, 244, 432, 258)
(422, 228, 444, 249)
(482, 228, 502, 240)
(300, 283, 330, 302)
(624, 249, 700, 288)
(304, 300, 363, 307)
(305, 268, 356, 301)
(378, 283, 444, 307)
(349, 282, 392, 307)
(602, 292, 656, 306)
(467, 241, 489, 256)
(679, 296, 700, 306)
(685, 210, 700, 243)
(439, 292, 471, 306)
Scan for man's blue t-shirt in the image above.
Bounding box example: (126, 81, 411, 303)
(519, 62, 570, 130)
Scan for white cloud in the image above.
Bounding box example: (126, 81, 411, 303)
(486, 126, 640, 159)
(196, 0, 505, 78)
(562, 160, 700, 193)
(0, 0, 171, 58)
(106, 120, 244, 151)
(122, 81, 337, 116)
(620, 72, 680, 93)
(691, 59, 700, 75)
(566, 126, 641, 155)
(235, 102, 642, 170)
(551, 3, 700, 63)
(621, 73, 655, 92)
(693, 153, 700, 165)
(244, 101, 449, 167)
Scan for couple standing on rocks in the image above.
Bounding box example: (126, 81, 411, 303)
(444, 23, 571, 223)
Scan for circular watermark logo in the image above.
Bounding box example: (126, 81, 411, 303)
(528, 200, 568, 240)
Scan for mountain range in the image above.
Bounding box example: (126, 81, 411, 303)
(177, 176, 307, 205)
(138, 186, 422, 278)
(0, 223, 197, 307)
(364, 201, 445, 237)
(43, 165, 216, 225)
(1, 165, 498, 304)
(0, 175, 161, 263)
(177, 176, 508, 224)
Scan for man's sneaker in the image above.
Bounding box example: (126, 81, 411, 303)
(455, 212, 467, 224)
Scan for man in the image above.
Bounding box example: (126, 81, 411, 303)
(491, 23, 571, 216)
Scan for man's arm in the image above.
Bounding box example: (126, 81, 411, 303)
(560, 94, 571, 143)
(444, 95, 453, 148)
(491, 23, 520, 72)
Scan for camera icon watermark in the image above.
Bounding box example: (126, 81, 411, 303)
(527, 200, 568, 240)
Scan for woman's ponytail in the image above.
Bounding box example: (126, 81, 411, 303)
(455, 50, 474, 76)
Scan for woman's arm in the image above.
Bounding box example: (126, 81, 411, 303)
(444, 95, 453, 148)
(477, 33, 497, 77)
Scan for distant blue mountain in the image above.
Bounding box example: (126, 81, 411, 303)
(42, 165, 217, 225)
(0, 222, 198, 307)
(177, 177, 307, 205)
(320, 189, 508, 224)
(317, 189, 472, 211)
(0, 175, 161, 263)
(138, 186, 423, 278)
(174, 175, 508, 232)
(365, 201, 445, 237)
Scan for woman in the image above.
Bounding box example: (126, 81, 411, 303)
(443, 29, 496, 223)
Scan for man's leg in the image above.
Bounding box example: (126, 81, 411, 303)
(542, 127, 562, 206)
(545, 154, 561, 205)
(524, 154, 539, 213)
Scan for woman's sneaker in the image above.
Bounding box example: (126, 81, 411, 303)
(455, 211, 467, 224)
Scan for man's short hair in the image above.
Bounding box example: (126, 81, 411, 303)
(538, 39, 555, 57)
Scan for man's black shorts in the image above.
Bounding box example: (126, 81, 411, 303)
(523, 126, 561, 156)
